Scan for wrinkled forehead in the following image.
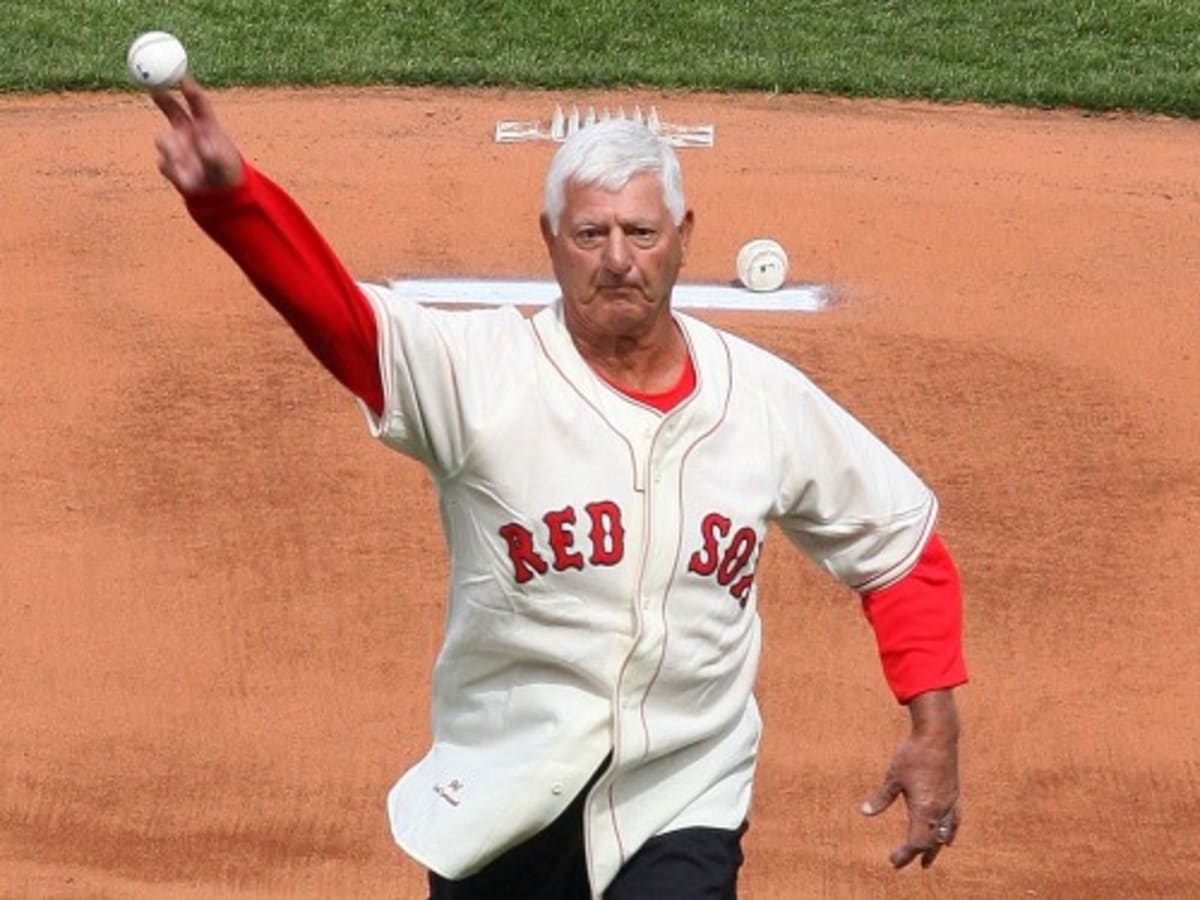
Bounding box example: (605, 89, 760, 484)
(559, 171, 670, 220)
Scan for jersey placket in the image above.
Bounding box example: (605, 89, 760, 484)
(584, 407, 688, 896)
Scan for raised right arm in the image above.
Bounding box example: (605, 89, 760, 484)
(152, 78, 383, 416)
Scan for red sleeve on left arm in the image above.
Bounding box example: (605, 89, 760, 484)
(860, 531, 968, 704)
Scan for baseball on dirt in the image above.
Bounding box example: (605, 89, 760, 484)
(126, 31, 188, 90)
(736, 238, 789, 292)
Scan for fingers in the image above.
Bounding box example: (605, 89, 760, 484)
(863, 783, 962, 870)
(155, 129, 206, 194)
(147, 76, 244, 193)
(179, 76, 217, 123)
(860, 779, 901, 817)
(888, 840, 925, 869)
(863, 729, 962, 871)
(150, 83, 202, 192)
(886, 833, 941, 870)
(151, 89, 192, 128)
(919, 842, 943, 869)
(889, 806, 961, 870)
(936, 808, 961, 847)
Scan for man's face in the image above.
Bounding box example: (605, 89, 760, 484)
(541, 172, 693, 341)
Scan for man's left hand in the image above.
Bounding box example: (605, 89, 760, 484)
(860, 688, 961, 869)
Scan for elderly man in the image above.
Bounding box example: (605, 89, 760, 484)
(152, 78, 966, 899)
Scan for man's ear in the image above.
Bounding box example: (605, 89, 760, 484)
(679, 209, 695, 264)
(539, 213, 556, 253)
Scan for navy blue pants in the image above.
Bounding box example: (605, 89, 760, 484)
(427, 776, 747, 899)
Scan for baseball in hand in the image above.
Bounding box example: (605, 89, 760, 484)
(736, 238, 790, 292)
(126, 31, 188, 90)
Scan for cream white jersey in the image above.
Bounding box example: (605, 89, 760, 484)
(357, 284, 937, 896)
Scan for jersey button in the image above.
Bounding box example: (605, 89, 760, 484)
(551, 782, 564, 795)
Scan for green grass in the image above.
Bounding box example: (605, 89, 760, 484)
(4, 1, 1199, 117)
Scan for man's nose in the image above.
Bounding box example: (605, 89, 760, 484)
(602, 229, 633, 273)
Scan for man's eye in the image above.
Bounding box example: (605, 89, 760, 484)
(575, 230, 604, 248)
(629, 228, 659, 247)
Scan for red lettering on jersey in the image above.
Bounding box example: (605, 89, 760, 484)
(717, 527, 757, 586)
(498, 523, 549, 584)
(688, 513, 731, 576)
(689, 514, 761, 608)
(585, 500, 625, 566)
(543, 506, 585, 572)
(729, 545, 762, 608)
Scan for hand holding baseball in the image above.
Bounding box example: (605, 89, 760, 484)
(152, 77, 244, 194)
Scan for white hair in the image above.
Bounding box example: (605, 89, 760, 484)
(543, 118, 686, 234)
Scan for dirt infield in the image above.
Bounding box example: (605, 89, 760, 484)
(2, 85, 1198, 898)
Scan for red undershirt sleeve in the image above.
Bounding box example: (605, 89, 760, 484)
(860, 531, 968, 704)
(182, 162, 384, 416)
